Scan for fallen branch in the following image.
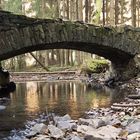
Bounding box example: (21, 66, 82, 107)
(29, 52, 49, 71)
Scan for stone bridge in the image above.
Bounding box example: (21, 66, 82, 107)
(0, 10, 140, 80)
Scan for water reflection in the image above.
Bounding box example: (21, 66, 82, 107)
(0, 81, 124, 138)
(10, 81, 124, 118)
(26, 82, 39, 112)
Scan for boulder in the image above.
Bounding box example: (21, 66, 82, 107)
(48, 125, 64, 138)
(66, 134, 84, 140)
(84, 125, 121, 140)
(57, 120, 76, 131)
(54, 114, 71, 123)
(126, 122, 140, 134)
(127, 133, 140, 140)
(78, 118, 105, 128)
(26, 123, 47, 138)
(31, 123, 47, 134)
(101, 115, 121, 126)
(35, 135, 50, 140)
(77, 125, 96, 134)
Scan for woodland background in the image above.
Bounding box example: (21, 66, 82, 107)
(0, 0, 139, 71)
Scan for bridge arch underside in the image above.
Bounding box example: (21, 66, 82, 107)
(0, 42, 133, 65)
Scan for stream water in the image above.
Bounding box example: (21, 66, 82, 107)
(0, 80, 125, 139)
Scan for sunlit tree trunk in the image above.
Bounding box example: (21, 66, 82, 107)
(45, 51, 49, 67)
(63, 0, 66, 18)
(65, 50, 69, 65)
(138, 0, 140, 26)
(56, 0, 60, 18)
(79, 0, 83, 20)
(88, 0, 92, 23)
(60, 49, 64, 66)
(106, 0, 109, 24)
(94, 0, 102, 24)
(70, 0, 74, 20)
(41, 0, 46, 18)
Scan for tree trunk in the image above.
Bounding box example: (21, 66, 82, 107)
(85, 0, 89, 22)
(56, 0, 60, 18)
(76, 0, 79, 20)
(95, 0, 102, 24)
(102, 0, 106, 25)
(0, 0, 2, 9)
(79, 0, 83, 20)
(65, 50, 69, 66)
(138, 0, 140, 26)
(70, 0, 74, 20)
(41, 0, 46, 18)
(131, 0, 136, 27)
(110, 0, 115, 25)
(30, 52, 49, 71)
(66, 0, 69, 19)
(115, 0, 119, 25)
(88, 0, 92, 23)
(63, 0, 66, 18)
(106, 0, 109, 24)
(120, 0, 124, 24)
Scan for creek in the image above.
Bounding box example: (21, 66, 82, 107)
(0, 80, 125, 139)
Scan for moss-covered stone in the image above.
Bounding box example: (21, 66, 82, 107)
(81, 59, 109, 74)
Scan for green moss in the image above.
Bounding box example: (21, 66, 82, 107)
(81, 59, 109, 74)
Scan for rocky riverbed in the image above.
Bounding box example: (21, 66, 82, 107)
(2, 72, 139, 140)
(5, 102, 140, 140)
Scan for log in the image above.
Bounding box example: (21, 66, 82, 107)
(128, 94, 140, 99)
(113, 103, 140, 107)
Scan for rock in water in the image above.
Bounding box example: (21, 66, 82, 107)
(0, 105, 6, 110)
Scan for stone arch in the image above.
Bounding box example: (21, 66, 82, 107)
(0, 11, 140, 80)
